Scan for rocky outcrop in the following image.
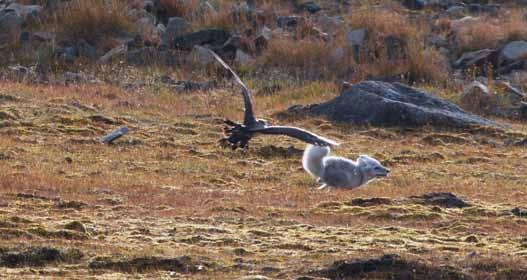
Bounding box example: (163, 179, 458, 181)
(172, 28, 231, 50)
(499, 41, 527, 66)
(306, 81, 500, 129)
(0, 10, 22, 47)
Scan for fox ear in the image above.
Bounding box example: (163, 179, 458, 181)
(357, 155, 369, 166)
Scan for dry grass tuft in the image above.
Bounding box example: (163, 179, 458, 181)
(262, 8, 448, 83)
(52, 0, 136, 44)
(453, 10, 527, 54)
(348, 9, 449, 83)
(262, 37, 345, 80)
(160, 0, 200, 19)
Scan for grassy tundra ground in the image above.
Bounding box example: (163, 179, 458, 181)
(0, 77, 526, 279)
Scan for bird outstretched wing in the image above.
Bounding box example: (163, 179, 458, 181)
(209, 50, 257, 126)
(250, 126, 339, 146)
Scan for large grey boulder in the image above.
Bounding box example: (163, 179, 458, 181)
(0, 10, 22, 47)
(499, 41, 527, 66)
(307, 81, 500, 128)
(161, 17, 189, 46)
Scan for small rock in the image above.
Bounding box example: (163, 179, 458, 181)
(136, 16, 157, 37)
(199, 0, 217, 14)
(32, 31, 53, 42)
(76, 40, 97, 60)
(144, 0, 156, 13)
(454, 49, 498, 70)
(445, 5, 466, 19)
(172, 80, 217, 92)
(239, 276, 269, 280)
(496, 81, 526, 105)
(234, 49, 254, 65)
(88, 114, 116, 125)
(155, 23, 166, 38)
(459, 81, 495, 113)
(385, 35, 406, 60)
(97, 45, 126, 64)
(56, 200, 87, 210)
(512, 207, 527, 218)
(189, 45, 215, 65)
(347, 28, 367, 47)
(350, 197, 391, 207)
(450, 16, 479, 32)
(55, 47, 77, 63)
(317, 15, 343, 34)
(64, 221, 87, 233)
(464, 235, 478, 243)
(402, 0, 426, 10)
(410, 192, 470, 208)
(59, 72, 91, 85)
(254, 26, 272, 53)
(162, 17, 189, 46)
(100, 126, 129, 144)
(233, 248, 250, 256)
(276, 15, 304, 29)
(126, 47, 174, 66)
(296, 1, 321, 14)
(173, 28, 230, 50)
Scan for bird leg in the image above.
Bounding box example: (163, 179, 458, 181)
(218, 118, 252, 150)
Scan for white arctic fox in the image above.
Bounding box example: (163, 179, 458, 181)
(302, 144, 390, 190)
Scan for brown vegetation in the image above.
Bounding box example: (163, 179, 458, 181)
(453, 10, 527, 54)
(52, 0, 136, 44)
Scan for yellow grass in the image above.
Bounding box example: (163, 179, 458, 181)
(0, 77, 526, 277)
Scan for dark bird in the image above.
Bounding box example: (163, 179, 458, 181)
(210, 50, 339, 150)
